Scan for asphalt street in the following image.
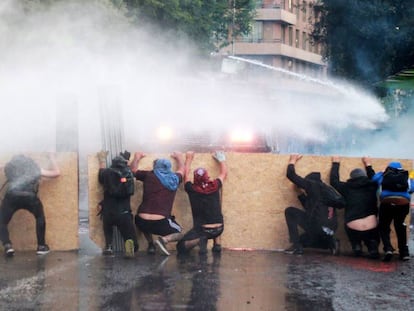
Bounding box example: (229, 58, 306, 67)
(0, 223, 412, 311)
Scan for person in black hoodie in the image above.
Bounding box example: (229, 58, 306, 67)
(284, 154, 339, 255)
(329, 156, 380, 259)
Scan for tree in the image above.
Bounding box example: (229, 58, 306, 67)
(122, 0, 256, 54)
(310, 0, 414, 89)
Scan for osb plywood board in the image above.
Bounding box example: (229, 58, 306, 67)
(88, 153, 412, 253)
(0, 153, 78, 251)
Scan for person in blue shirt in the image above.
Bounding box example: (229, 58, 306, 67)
(363, 157, 413, 262)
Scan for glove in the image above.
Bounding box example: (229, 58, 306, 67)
(120, 150, 131, 161)
(97, 150, 109, 163)
(213, 151, 226, 162)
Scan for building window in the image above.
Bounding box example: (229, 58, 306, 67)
(289, 27, 293, 46)
(302, 32, 307, 50)
(255, 0, 263, 8)
(314, 43, 319, 54)
(242, 21, 263, 42)
(288, 0, 292, 12)
(302, 1, 307, 22)
(295, 29, 299, 48)
(281, 25, 286, 43)
(295, 0, 299, 17)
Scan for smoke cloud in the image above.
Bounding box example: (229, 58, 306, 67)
(1, 0, 404, 160)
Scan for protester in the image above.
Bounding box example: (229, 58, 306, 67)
(363, 157, 413, 261)
(176, 151, 227, 255)
(330, 156, 380, 258)
(97, 150, 138, 258)
(0, 153, 60, 257)
(284, 154, 339, 255)
(130, 151, 185, 256)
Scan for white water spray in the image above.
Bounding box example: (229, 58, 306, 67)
(0, 0, 397, 157)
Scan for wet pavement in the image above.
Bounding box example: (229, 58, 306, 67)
(0, 226, 413, 311)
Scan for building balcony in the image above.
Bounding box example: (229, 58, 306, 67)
(228, 40, 324, 65)
(255, 8, 296, 25)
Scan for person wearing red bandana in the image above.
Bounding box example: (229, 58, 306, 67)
(176, 151, 227, 255)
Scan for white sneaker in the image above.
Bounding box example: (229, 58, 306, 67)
(155, 237, 170, 256)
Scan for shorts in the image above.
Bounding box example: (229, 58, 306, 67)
(135, 215, 182, 236)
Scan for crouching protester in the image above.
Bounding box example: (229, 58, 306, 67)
(176, 151, 227, 255)
(98, 151, 138, 258)
(363, 157, 413, 262)
(0, 153, 60, 257)
(284, 154, 340, 255)
(330, 156, 380, 259)
(130, 151, 185, 256)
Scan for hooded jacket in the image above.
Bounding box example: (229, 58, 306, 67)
(287, 164, 338, 230)
(330, 162, 378, 223)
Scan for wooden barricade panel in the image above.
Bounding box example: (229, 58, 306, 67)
(88, 153, 412, 253)
(0, 152, 78, 251)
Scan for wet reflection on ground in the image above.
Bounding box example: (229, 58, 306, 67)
(0, 243, 413, 310)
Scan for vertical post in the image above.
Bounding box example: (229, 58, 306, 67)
(56, 95, 79, 152)
(99, 86, 126, 252)
(232, 0, 236, 55)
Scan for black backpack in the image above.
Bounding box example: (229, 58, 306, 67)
(381, 167, 409, 192)
(104, 166, 135, 198)
(320, 182, 346, 209)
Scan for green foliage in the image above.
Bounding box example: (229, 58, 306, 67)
(122, 0, 256, 53)
(310, 0, 414, 90)
(16, 0, 255, 54)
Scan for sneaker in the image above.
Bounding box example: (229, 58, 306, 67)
(36, 244, 50, 255)
(400, 253, 410, 261)
(147, 242, 156, 255)
(368, 250, 380, 259)
(352, 243, 362, 257)
(284, 244, 304, 255)
(155, 237, 170, 256)
(124, 239, 135, 258)
(102, 245, 114, 256)
(330, 239, 340, 256)
(383, 250, 393, 262)
(367, 240, 380, 259)
(4, 243, 15, 257)
(212, 244, 222, 253)
(399, 247, 410, 261)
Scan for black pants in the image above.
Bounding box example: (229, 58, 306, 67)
(378, 202, 410, 253)
(345, 226, 379, 252)
(285, 206, 334, 249)
(176, 225, 224, 253)
(103, 211, 138, 251)
(0, 192, 46, 246)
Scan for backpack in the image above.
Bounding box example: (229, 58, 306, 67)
(319, 182, 346, 209)
(104, 166, 135, 198)
(381, 167, 409, 192)
(4, 155, 41, 193)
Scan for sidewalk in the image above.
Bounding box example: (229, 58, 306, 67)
(0, 226, 412, 311)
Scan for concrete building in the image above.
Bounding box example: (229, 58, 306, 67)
(221, 0, 326, 78)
